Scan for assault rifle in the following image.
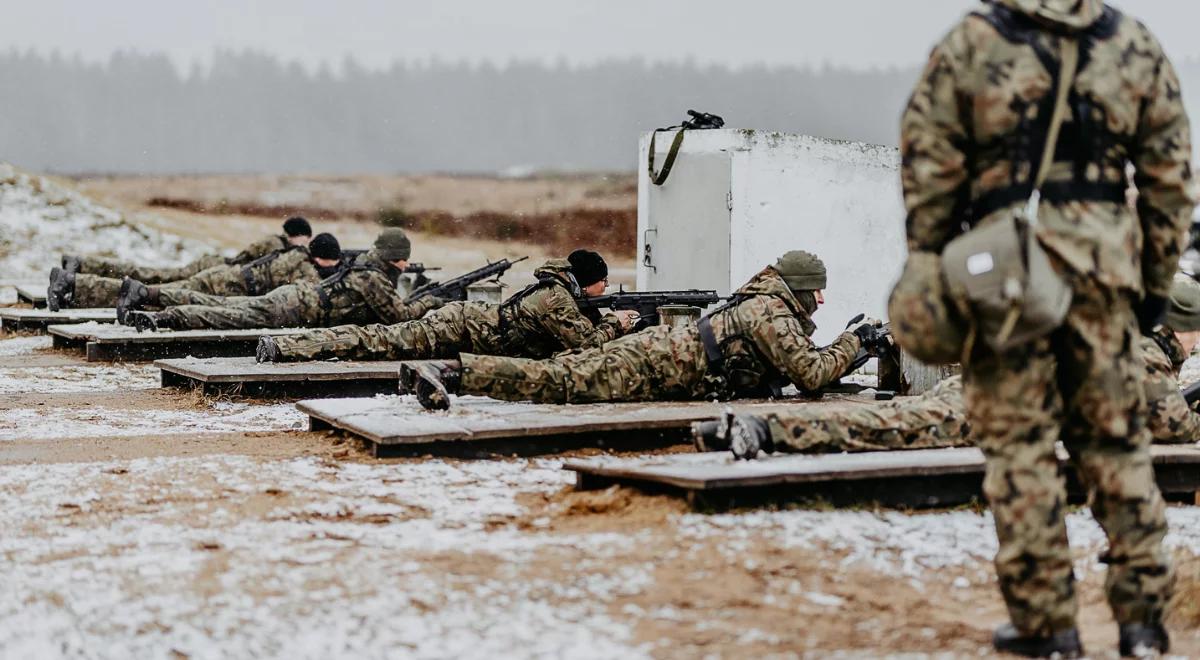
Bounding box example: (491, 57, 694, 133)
(407, 256, 527, 302)
(1183, 381, 1200, 406)
(578, 288, 722, 331)
(340, 249, 440, 275)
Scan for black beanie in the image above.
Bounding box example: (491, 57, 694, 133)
(308, 233, 341, 260)
(567, 249, 608, 288)
(283, 216, 313, 237)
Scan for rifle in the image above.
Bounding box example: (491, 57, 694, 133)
(339, 249, 439, 275)
(1183, 381, 1200, 406)
(407, 257, 527, 302)
(837, 322, 892, 379)
(578, 288, 721, 331)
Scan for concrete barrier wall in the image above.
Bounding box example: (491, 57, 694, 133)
(637, 129, 907, 345)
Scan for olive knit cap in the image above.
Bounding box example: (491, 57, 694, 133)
(773, 250, 827, 291)
(373, 228, 412, 261)
(1168, 274, 1200, 332)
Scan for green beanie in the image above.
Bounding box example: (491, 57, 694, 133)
(373, 228, 412, 261)
(773, 250, 827, 291)
(1167, 275, 1200, 332)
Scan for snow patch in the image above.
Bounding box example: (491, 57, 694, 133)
(0, 364, 158, 393)
(0, 335, 52, 356)
(0, 163, 214, 280)
(0, 402, 306, 441)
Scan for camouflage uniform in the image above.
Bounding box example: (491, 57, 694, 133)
(763, 334, 1199, 454)
(72, 247, 319, 308)
(76, 234, 288, 284)
(901, 0, 1192, 634)
(269, 259, 623, 362)
(154, 251, 441, 330)
(457, 267, 860, 404)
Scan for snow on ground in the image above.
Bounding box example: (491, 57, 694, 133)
(0, 455, 647, 659)
(0, 163, 214, 280)
(0, 402, 306, 441)
(1181, 351, 1200, 385)
(0, 364, 159, 394)
(0, 335, 51, 356)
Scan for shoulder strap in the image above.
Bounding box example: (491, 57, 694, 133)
(1034, 39, 1079, 193)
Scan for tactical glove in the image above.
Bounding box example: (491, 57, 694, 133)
(729, 414, 773, 460)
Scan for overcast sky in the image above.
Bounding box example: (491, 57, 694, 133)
(1, 1, 1196, 74)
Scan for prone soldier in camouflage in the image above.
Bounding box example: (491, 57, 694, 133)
(122, 229, 443, 331)
(404, 251, 882, 410)
(699, 276, 1200, 458)
(257, 249, 637, 363)
(900, 1, 1194, 654)
(50, 233, 342, 316)
(57, 216, 313, 286)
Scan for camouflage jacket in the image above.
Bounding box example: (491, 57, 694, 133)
(901, 0, 1194, 296)
(228, 234, 291, 266)
(240, 246, 320, 295)
(1141, 331, 1200, 443)
(498, 259, 623, 356)
(701, 267, 860, 397)
(315, 250, 443, 325)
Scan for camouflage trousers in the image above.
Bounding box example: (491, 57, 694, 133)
(73, 267, 246, 309)
(78, 254, 225, 284)
(274, 301, 502, 362)
(461, 325, 708, 404)
(766, 376, 969, 453)
(963, 282, 1171, 634)
(160, 284, 324, 330)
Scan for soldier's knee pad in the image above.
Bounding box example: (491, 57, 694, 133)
(889, 251, 968, 366)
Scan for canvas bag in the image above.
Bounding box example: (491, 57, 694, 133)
(941, 39, 1077, 352)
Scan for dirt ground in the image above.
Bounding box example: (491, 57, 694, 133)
(2, 177, 1198, 658)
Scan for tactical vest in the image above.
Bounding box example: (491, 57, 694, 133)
(496, 274, 586, 351)
(695, 294, 789, 400)
(959, 3, 1127, 225)
(312, 261, 394, 324)
(240, 246, 304, 296)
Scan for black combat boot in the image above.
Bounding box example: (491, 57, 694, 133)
(61, 255, 81, 275)
(992, 624, 1083, 658)
(116, 277, 153, 324)
(125, 310, 174, 333)
(256, 336, 281, 363)
(1118, 622, 1169, 657)
(692, 408, 735, 452)
(402, 361, 462, 411)
(47, 266, 76, 312)
(729, 414, 773, 460)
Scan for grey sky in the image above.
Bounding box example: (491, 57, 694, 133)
(1, 1, 1195, 74)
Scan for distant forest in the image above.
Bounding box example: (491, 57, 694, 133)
(3, 49, 1200, 175)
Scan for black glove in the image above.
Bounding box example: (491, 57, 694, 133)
(1138, 294, 1168, 335)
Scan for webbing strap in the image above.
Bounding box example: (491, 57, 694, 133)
(1035, 39, 1079, 193)
(696, 317, 724, 369)
(647, 129, 686, 186)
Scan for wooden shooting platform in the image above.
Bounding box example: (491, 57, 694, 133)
(157, 356, 407, 397)
(15, 285, 47, 308)
(297, 395, 874, 458)
(0, 308, 115, 333)
(564, 446, 1200, 511)
(49, 323, 303, 362)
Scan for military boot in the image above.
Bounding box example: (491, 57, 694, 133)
(61, 255, 82, 275)
(116, 278, 154, 324)
(729, 414, 773, 460)
(992, 624, 1083, 658)
(692, 408, 735, 452)
(256, 336, 281, 363)
(46, 266, 76, 312)
(403, 360, 462, 411)
(1118, 622, 1169, 657)
(125, 310, 175, 333)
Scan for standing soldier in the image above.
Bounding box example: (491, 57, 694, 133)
(54, 217, 315, 289)
(123, 228, 442, 331)
(899, 1, 1193, 655)
(255, 249, 638, 363)
(403, 251, 880, 410)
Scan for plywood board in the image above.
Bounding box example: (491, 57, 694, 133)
(48, 322, 304, 361)
(0, 308, 115, 333)
(297, 395, 873, 457)
(157, 356, 407, 397)
(564, 446, 1200, 510)
(16, 285, 47, 308)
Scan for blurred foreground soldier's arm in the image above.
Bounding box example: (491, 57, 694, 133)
(899, 1, 1193, 655)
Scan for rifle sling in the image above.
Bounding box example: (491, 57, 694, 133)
(696, 316, 724, 373)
